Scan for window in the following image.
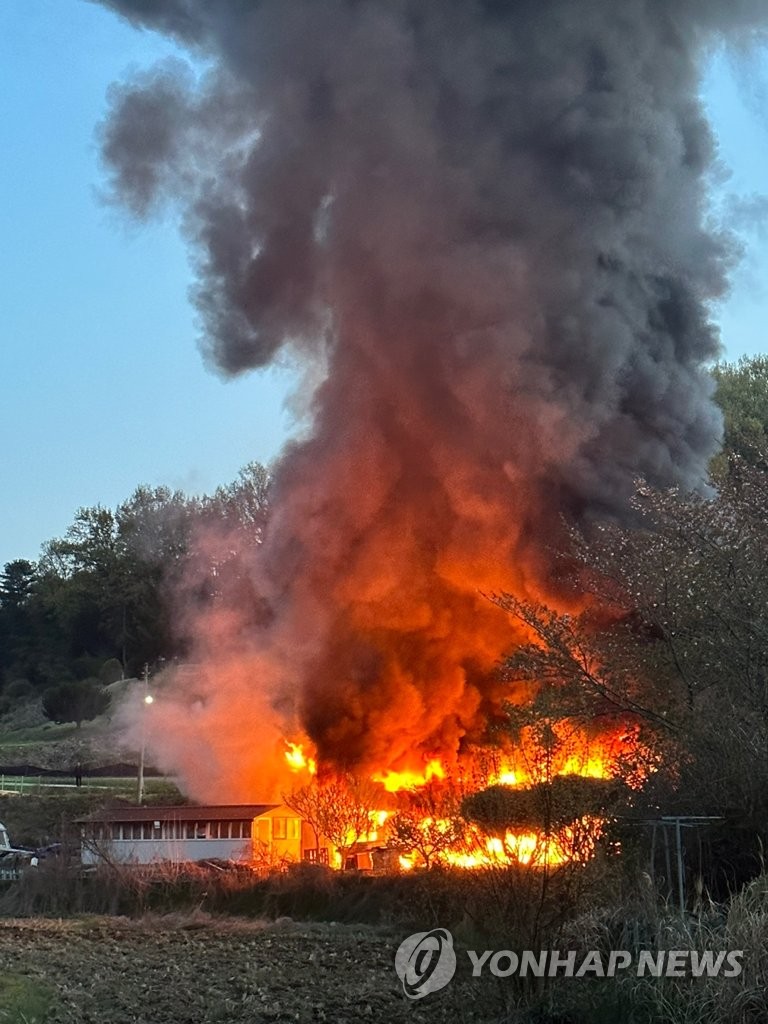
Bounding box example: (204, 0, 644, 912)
(124, 822, 152, 840)
(214, 821, 250, 840)
(162, 821, 180, 840)
(272, 818, 300, 841)
(202, 821, 251, 840)
(272, 818, 287, 840)
(98, 818, 256, 842)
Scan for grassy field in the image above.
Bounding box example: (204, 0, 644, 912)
(0, 721, 99, 746)
(0, 692, 182, 816)
(0, 681, 143, 758)
(0, 968, 53, 1024)
(0, 777, 179, 798)
(0, 787, 184, 849)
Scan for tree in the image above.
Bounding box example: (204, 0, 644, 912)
(497, 462, 768, 820)
(284, 774, 381, 869)
(462, 777, 624, 860)
(388, 812, 462, 870)
(0, 462, 270, 700)
(204, 461, 271, 538)
(0, 560, 39, 684)
(116, 484, 195, 567)
(387, 782, 464, 869)
(0, 560, 36, 608)
(711, 355, 768, 478)
(38, 489, 193, 676)
(494, 593, 678, 737)
(281, 780, 324, 853)
(39, 507, 128, 670)
(190, 462, 272, 608)
(41, 678, 111, 730)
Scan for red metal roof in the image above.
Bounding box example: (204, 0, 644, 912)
(76, 804, 278, 823)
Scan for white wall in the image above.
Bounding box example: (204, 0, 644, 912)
(81, 837, 252, 865)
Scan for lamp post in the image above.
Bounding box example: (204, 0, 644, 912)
(136, 665, 154, 805)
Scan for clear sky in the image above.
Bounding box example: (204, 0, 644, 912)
(1, 1, 767, 568)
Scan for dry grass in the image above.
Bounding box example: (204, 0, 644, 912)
(530, 876, 768, 1024)
(0, 858, 474, 926)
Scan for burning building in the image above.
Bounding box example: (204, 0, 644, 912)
(94, 1, 768, 806)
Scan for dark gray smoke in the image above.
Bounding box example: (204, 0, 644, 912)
(94, 0, 767, 785)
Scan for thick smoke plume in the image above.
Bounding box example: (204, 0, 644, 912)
(95, 0, 767, 798)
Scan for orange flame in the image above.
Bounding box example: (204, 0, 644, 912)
(283, 741, 317, 776)
(487, 723, 644, 789)
(279, 719, 649, 872)
(373, 758, 445, 792)
(441, 818, 602, 870)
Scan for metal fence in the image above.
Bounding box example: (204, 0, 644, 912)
(0, 775, 133, 794)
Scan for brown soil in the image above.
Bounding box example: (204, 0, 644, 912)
(0, 916, 491, 1024)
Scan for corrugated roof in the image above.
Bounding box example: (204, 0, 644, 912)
(75, 804, 279, 824)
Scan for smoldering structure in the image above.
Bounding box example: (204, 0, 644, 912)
(95, 0, 767, 796)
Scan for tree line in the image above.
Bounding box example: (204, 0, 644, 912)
(0, 462, 270, 714)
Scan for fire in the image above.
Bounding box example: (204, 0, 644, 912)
(373, 759, 445, 793)
(442, 818, 603, 870)
(280, 718, 648, 872)
(326, 810, 391, 869)
(487, 723, 642, 789)
(283, 741, 317, 776)
(359, 810, 389, 843)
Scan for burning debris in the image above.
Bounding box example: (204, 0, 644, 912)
(94, 1, 768, 800)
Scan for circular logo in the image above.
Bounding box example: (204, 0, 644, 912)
(394, 928, 457, 1000)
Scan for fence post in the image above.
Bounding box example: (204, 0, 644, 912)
(675, 818, 686, 914)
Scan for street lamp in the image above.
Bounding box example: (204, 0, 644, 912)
(137, 667, 154, 804)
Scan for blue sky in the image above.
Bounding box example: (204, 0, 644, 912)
(0, 2, 766, 568)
